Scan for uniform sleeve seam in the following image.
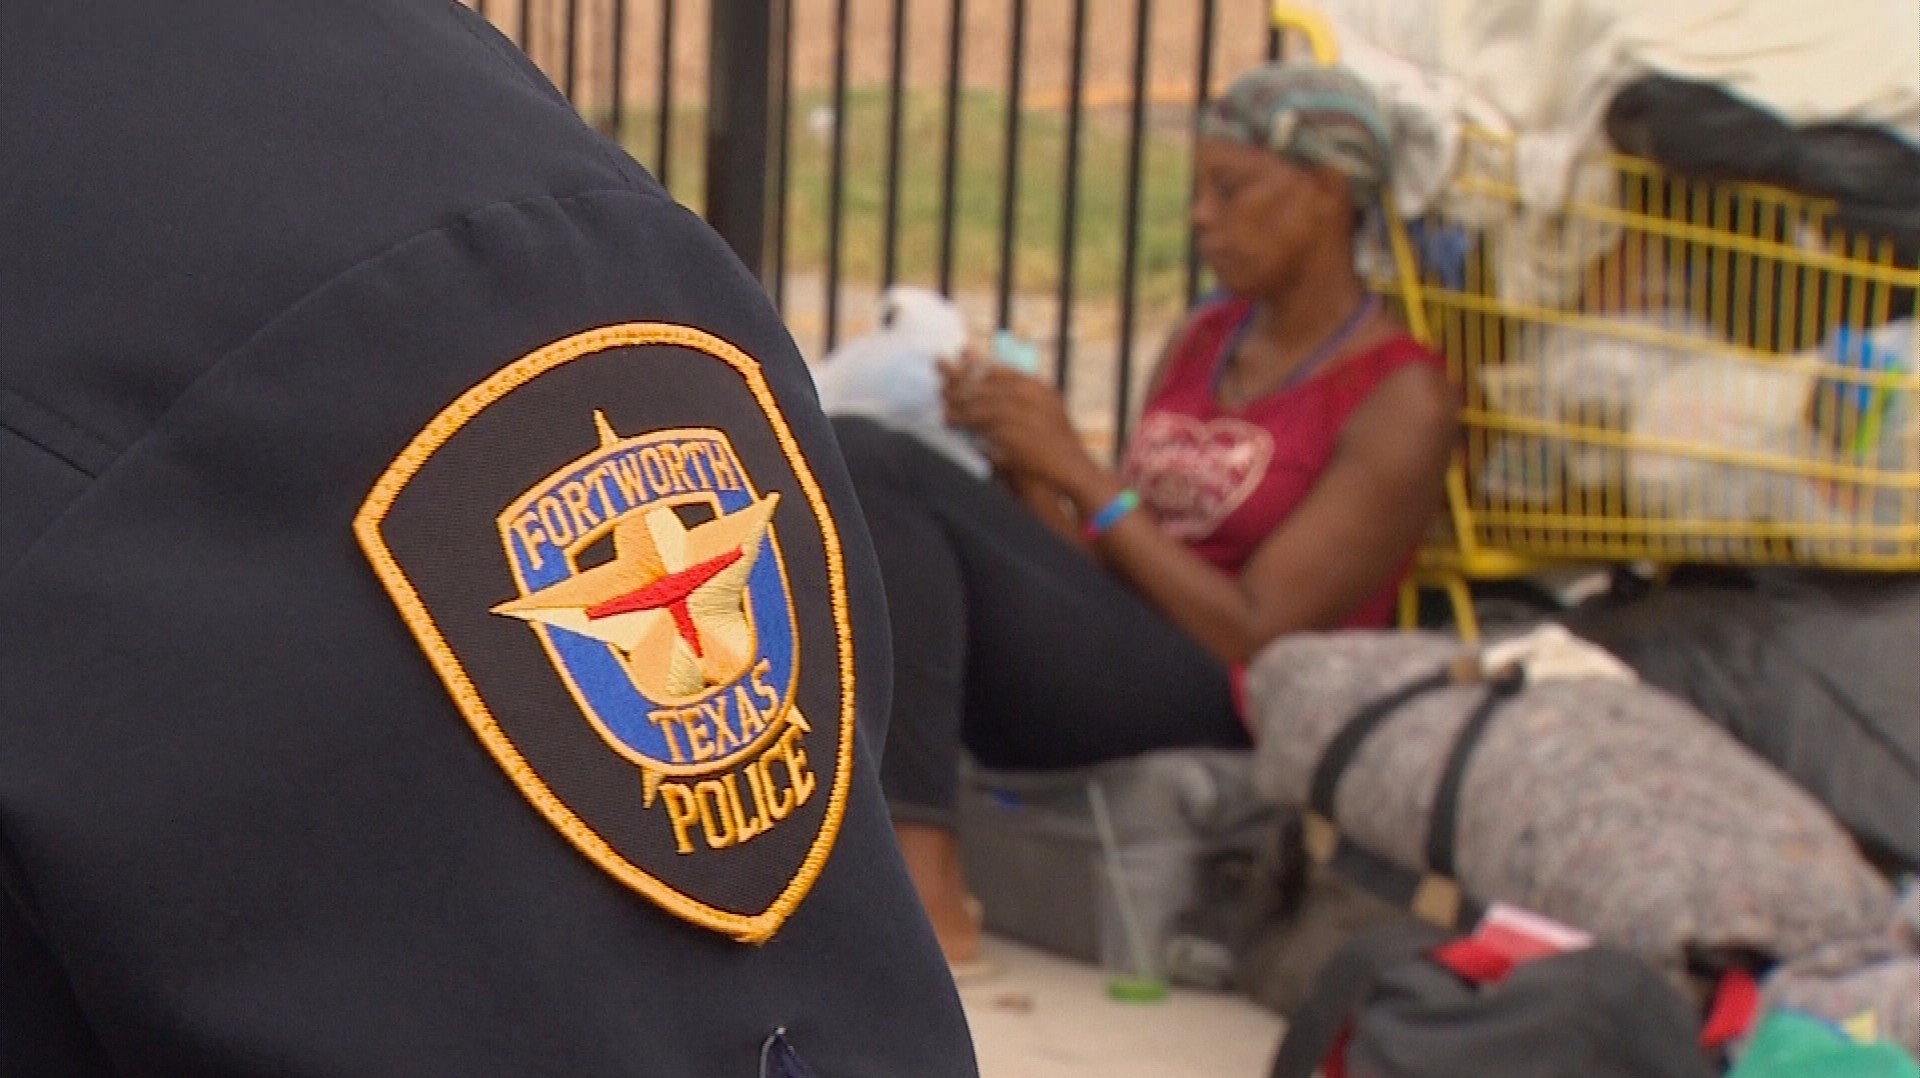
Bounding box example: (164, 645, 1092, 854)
(143, 186, 673, 453)
(0, 387, 118, 478)
(0, 186, 669, 594)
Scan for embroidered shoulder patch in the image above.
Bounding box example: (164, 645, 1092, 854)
(354, 324, 855, 942)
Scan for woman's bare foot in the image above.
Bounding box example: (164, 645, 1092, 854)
(894, 821, 984, 966)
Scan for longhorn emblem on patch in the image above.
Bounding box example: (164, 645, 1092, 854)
(354, 324, 856, 942)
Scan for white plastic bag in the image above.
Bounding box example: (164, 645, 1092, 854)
(1629, 352, 1819, 522)
(810, 286, 991, 477)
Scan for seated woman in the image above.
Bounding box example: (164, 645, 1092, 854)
(831, 62, 1457, 967)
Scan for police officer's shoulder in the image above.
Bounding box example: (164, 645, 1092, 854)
(1, 0, 656, 573)
(1, 2, 977, 1074)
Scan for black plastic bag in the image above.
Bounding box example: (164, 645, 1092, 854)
(1604, 76, 1920, 319)
(1566, 570, 1920, 871)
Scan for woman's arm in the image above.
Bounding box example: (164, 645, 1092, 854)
(1004, 469, 1083, 544)
(950, 360, 1456, 667)
(1093, 365, 1455, 664)
(947, 310, 1204, 548)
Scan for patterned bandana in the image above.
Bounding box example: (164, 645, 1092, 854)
(1201, 62, 1392, 206)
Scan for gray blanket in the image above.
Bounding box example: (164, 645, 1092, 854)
(1245, 631, 1892, 975)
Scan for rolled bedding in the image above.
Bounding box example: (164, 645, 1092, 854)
(1244, 631, 1892, 975)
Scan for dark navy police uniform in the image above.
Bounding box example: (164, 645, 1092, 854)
(0, 2, 976, 1074)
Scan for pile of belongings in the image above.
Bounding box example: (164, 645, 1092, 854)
(1241, 623, 1920, 1067)
(1309, 0, 1920, 217)
(1607, 75, 1920, 278)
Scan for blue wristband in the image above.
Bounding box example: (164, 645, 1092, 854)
(1082, 489, 1141, 541)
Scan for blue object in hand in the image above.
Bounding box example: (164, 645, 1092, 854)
(993, 330, 1042, 375)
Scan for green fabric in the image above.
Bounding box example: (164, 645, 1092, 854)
(1731, 1012, 1920, 1078)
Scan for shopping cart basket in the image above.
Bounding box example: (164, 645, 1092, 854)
(1274, 3, 1920, 639)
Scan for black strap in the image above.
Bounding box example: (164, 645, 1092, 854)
(1423, 667, 1525, 878)
(1308, 668, 1453, 817)
(1300, 659, 1523, 932)
(1323, 841, 1488, 931)
(1267, 920, 1450, 1078)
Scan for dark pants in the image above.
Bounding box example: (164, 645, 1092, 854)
(831, 418, 1249, 827)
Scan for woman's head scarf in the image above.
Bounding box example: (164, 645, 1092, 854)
(1200, 61, 1393, 206)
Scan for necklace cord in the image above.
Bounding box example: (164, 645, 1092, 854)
(1211, 293, 1380, 405)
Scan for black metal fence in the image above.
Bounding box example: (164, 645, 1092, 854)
(466, 0, 1281, 451)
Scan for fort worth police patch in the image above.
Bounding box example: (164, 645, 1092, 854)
(354, 324, 855, 942)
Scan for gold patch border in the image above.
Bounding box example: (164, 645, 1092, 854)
(352, 323, 856, 943)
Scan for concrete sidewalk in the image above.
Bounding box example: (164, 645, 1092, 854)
(959, 937, 1285, 1078)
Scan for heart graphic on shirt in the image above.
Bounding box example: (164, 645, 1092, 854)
(1125, 413, 1274, 541)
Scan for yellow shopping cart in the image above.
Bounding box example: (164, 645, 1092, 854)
(1274, 3, 1920, 640)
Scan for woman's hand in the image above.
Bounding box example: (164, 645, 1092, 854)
(940, 356, 1099, 496)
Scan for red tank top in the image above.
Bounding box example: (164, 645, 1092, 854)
(1121, 297, 1444, 630)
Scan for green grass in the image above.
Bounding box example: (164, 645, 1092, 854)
(607, 88, 1200, 318)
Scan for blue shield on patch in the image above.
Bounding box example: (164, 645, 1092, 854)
(493, 423, 799, 776)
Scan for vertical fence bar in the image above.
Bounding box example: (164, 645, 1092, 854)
(705, 0, 775, 279)
(1184, 0, 1217, 305)
(824, 0, 853, 349)
(609, 0, 627, 142)
(1266, 22, 1282, 60)
(476, 0, 490, 22)
(772, 0, 795, 308)
(995, 0, 1029, 331)
(1112, 0, 1152, 451)
(1053, 0, 1089, 393)
(929, 2, 967, 295)
(656, 0, 676, 190)
(518, 0, 532, 52)
(881, 0, 910, 288)
(562, 0, 579, 101)
(937, 0, 967, 297)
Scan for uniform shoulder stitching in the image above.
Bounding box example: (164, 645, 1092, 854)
(0, 387, 118, 477)
(0, 187, 672, 595)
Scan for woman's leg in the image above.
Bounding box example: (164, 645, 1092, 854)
(831, 419, 978, 826)
(833, 418, 1250, 959)
(837, 417, 1248, 789)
